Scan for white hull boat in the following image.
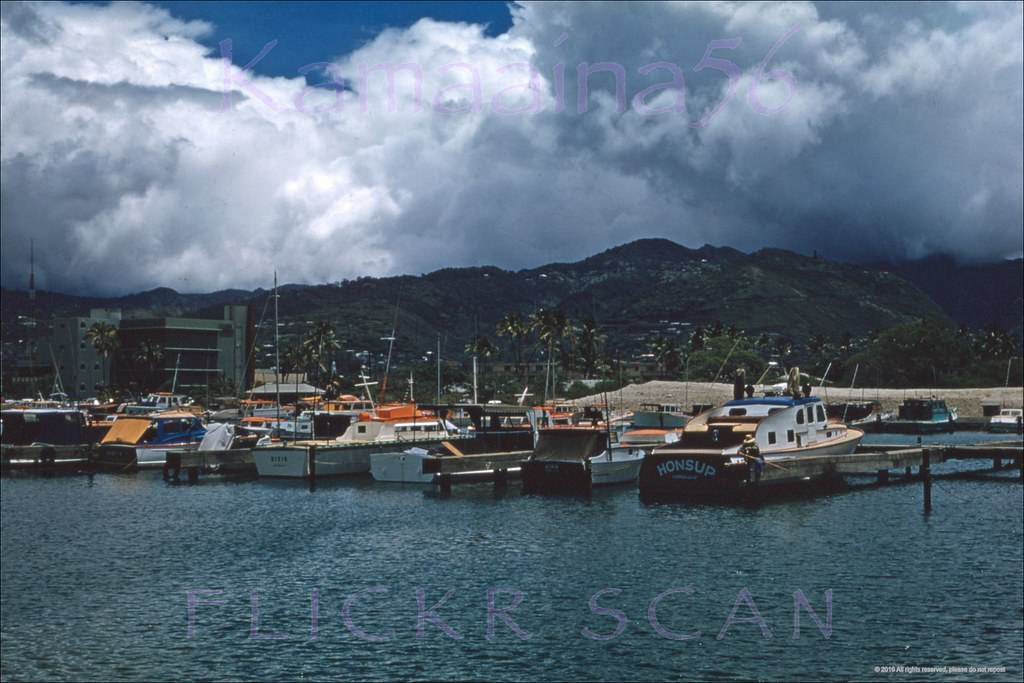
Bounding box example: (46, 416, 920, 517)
(589, 446, 646, 486)
(370, 447, 435, 483)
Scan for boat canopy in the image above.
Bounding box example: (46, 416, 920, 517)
(101, 417, 152, 444)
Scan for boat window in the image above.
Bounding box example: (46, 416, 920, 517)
(816, 405, 826, 422)
(768, 432, 777, 445)
(357, 425, 367, 434)
(796, 411, 804, 424)
(787, 429, 794, 443)
(728, 408, 747, 416)
(806, 407, 814, 423)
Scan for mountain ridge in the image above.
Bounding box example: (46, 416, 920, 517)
(3, 240, 1019, 365)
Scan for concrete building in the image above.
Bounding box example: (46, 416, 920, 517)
(113, 306, 252, 398)
(48, 308, 123, 398)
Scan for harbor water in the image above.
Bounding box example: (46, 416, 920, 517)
(2, 434, 1021, 682)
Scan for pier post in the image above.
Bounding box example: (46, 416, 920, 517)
(877, 469, 889, 485)
(164, 452, 181, 481)
(905, 466, 912, 477)
(308, 446, 317, 487)
(187, 467, 199, 484)
(439, 474, 452, 496)
(922, 448, 932, 513)
(494, 468, 507, 490)
(992, 456, 1002, 471)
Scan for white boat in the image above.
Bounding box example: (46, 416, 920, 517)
(589, 445, 646, 486)
(988, 408, 1023, 433)
(122, 392, 195, 416)
(370, 446, 436, 483)
(253, 410, 467, 478)
(639, 395, 864, 499)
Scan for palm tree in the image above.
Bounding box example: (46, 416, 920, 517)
(303, 321, 341, 387)
(496, 313, 528, 382)
(530, 307, 569, 402)
(574, 317, 604, 377)
(133, 340, 164, 392)
(85, 321, 119, 396)
(465, 334, 498, 402)
(649, 335, 681, 377)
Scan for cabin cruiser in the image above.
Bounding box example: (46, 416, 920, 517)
(252, 404, 467, 478)
(639, 395, 863, 499)
(94, 412, 206, 470)
(1, 408, 98, 474)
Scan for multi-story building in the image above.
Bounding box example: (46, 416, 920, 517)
(38, 306, 252, 400)
(113, 306, 252, 398)
(48, 308, 123, 398)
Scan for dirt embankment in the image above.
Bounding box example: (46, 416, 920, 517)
(574, 381, 1023, 418)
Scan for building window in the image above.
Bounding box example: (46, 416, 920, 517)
(94, 364, 100, 370)
(80, 342, 86, 349)
(80, 364, 86, 370)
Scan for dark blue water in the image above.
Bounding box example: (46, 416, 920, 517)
(2, 435, 1021, 682)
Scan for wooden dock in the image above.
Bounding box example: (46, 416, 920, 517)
(420, 450, 531, 494)
(417, 440, 1022, 503)
(162, 448, 255, 482)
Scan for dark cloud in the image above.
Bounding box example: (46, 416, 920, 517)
(1, 1, 1021, 296)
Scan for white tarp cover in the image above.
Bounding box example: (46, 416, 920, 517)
(198, 423, 233, 451)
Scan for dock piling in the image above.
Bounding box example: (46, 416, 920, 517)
(922, 448, 932, 513)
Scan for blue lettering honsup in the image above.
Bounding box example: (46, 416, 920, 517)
(655, 459, 717, 478)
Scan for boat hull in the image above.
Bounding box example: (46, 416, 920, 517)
(521, 460, 592, 496)
(639, 433, 862, 500)
(254, 437, 462, 478)
(1, 445, 94, 476)
(370, 450, 435, 483)
(590, 447, 645, 486)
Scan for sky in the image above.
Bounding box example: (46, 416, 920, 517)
(1, 1, 1022, 296)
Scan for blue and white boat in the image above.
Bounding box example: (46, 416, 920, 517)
(639, 395, 863, 499)
(94, 412, 206, 470)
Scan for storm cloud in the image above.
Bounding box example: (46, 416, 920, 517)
(1, 1, 1021, 295)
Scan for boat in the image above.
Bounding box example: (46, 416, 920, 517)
(521, 428, 637, 495)
(1, 407, 97, 475)
(630, 403, 690, 429)
(164, 422, 266, 478)
(638, 394, 864, 500)
(988, 408, 1023, 433)
(121, 392, 196, 416)
(868, 397, 958, 434)
(588, 444, 646, 486)
(252, 404, 469, 478)
(93, 412, 206, 471)
(369, 403, 540, 484)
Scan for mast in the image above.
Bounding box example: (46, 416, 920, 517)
(171, 353, 182, 393)
(274, 272, 280, 425)
(436, 334, 441, 404)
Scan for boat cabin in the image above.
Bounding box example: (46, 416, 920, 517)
(100, 412, 205, 446)
(123, 393, 194, 415)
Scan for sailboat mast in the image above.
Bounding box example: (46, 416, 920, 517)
(274, 272, 281, 424)
(436, 334, 441, 404)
